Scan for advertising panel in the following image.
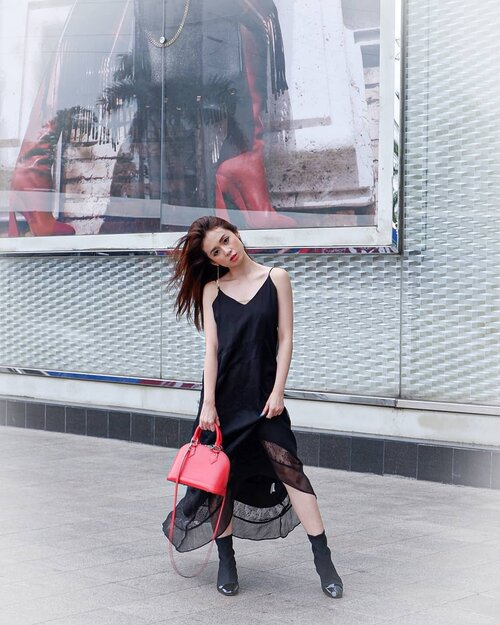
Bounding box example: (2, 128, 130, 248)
(0, 0, 401, 253)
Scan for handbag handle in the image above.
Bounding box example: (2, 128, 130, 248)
(167, 424, 227, 578)
(191, 423, 223, 448)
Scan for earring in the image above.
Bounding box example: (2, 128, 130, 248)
(217, 264, 220, 283)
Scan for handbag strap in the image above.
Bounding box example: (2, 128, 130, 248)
(167, 443, 227, 578)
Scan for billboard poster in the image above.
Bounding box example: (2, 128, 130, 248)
(0, 0, 401, 253)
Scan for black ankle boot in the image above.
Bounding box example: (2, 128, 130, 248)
(308, 531, 343, 599)
(215, 535, 239, 596)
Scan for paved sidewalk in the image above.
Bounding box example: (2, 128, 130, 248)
(0, 426, 499, 625)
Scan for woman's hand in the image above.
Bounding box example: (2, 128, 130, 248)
(260, 390, 285, 419)
(199, 400, 220, 431)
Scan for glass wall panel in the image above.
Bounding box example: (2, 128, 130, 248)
(0, 0, 398, 249)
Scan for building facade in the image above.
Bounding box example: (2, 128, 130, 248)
(1, 0, 499, 489)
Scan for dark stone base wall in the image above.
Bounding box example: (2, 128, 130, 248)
(1, 398, 499, 490)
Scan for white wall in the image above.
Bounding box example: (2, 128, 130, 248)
(1, 373, 498, 448)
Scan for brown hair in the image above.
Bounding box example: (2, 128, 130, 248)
(167, 216, 246, 331)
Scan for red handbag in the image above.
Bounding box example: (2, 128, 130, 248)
(166, 424, 230, 578)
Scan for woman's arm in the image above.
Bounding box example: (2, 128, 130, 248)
(199, 281, 220, 431)
(261, 267, 293, 418)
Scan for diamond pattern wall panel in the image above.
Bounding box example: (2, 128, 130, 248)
(279, 253, 401, 395)
(160, 258, 205, 382)
(401, 0, 500, 404)
(0, 256, 162, 377)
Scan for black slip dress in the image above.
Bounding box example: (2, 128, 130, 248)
(163, 267, 316, 552)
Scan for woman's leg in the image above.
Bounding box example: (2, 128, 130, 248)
(208, 493, 233, 537)
(283, 483, 343, 599)
(219, 519, 233, 538)
(257, 436, 343, 598)
(282, 483, 325, 536)
(215, 517, 238, 596)
(209, 496, 238, 596)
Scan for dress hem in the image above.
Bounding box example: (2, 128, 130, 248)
(166, 517, 302, 553)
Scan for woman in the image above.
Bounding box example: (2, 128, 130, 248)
(163, 215, 343, 599)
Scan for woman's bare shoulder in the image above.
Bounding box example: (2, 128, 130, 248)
(203, 279, 219, 304)
(269, 266, 290, 282)
(269, 267, 291, 295)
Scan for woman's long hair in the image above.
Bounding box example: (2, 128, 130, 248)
(167, 216, 246, 331)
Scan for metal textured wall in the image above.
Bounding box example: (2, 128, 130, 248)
(0, 256, 162, 377)
(2, 0, 500, 407)
(401, 0, 500, 404)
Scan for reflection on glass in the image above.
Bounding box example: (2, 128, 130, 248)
(0, 0, 390, 239)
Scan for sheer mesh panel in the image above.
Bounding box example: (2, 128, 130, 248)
(260, 439, 316, 496)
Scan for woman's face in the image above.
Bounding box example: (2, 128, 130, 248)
(202, 227, 244, 268)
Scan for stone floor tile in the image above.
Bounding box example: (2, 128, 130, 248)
(38, 608, 148, 625)
(451, 593, 500, 619)
(380, 603, 499, 625)
(0, 572, 107, 607)
(1, 427, 499, 625)
(481, 586, 500, 599)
